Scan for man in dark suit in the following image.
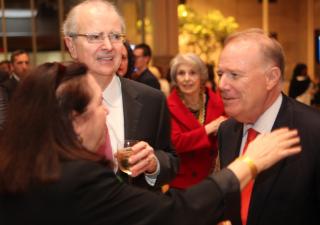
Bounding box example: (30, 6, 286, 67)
(216, 28, 320, 225)
(0, 50, 30, 129)
(132, 43, 161, 90)
(62, 0, 178, 190)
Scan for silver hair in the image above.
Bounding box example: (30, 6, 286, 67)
(170, 53, 208, 86)
(62, 0, 126, 37)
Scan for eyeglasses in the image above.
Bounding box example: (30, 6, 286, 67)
(69, 32, 126, 44)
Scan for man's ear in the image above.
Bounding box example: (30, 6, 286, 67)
(266, 67, 281, 90)
(64, 37, 78, 59)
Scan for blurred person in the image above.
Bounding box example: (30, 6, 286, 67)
(62, 0, 178, 190)
(0, 50, 31, 101)
(0, 61, 301, 225)
(133, 43, 161, 89)
(167, 53, 227, 189)
(149, 65, 170, 97)
(217, 28, 320, 225)
(288, 63, 314, 105)
(0, 60, 12, 74)
(117, 40, 135, 78)
(0, 70, 11, 129)
(205, 63, 217, 92)
(11, 49, 31, 81)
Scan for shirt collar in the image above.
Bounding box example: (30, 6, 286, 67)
(243, 94, 283, 135)
(103, 75, 122, 107)
(12, 73, 20, 81)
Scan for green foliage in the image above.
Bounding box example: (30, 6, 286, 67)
(178, 4, 238, 64)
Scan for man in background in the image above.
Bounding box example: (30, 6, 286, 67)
(63, 0, 178, 190)
(0, 50, 30, 129)
(217, 28, 320, 225)
(133, 43, 161, 90)
(0, 60, 12, 74)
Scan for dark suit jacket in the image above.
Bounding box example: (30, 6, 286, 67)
(0, 160, 239, 225)
(119, 77, 179, 189)
(133, 68, 161, 90)
(0, 76, 19, 100)
(0, 77, 18, 129)
(218, 94, 320, 225)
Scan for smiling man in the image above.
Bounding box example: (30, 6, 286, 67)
(62, 0, 179, 190)
(216, 28, 320, 225)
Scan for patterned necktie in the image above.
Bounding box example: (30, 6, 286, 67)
(97, 127, 113, 161)
(241, 128, 259, 225)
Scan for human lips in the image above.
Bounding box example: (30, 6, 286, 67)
(96, 54, 114, 61)
(180, 83, 194, 89)
(221, 94, 237, 104)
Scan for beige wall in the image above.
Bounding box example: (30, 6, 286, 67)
(187, 0, 320, 83)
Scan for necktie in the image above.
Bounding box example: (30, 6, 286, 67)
(97, 127, 113, 161)
(241, 128, 259, 225)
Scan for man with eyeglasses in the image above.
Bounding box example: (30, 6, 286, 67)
(63, 0, 179, 191)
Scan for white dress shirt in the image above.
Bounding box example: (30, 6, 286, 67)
(103, 75, 124, 158)
(102, 75, 159, 185)
(240, 94, 283, 155)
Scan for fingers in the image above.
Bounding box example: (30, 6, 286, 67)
(279, 145, 301, 158)
(245, 127, 301, 173)
(128, 141, 157, 177)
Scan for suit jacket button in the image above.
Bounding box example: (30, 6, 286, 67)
(192, 171, 197, 177)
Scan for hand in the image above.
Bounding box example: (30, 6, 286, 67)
(128, 141, 158, 177)
(227, 128, 301, 190)
(244, 128, 301, 173)
(205, 116, 227, 135)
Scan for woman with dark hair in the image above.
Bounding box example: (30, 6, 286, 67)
(117, 40, 135, 78)
(0, 62, 300, 225)
(288, 63, 314, 105)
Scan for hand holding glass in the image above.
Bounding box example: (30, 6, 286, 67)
(117, 140, 139, 175)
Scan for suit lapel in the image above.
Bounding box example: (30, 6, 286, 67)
(120, 78, 143, 140)
(249, 94, 294, 225)
(218, 120, 243, 225)
(219, 120, 243, 167)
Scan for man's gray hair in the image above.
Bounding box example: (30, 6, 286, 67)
(170, 53, 208, 86)
(224, 28, 285, 79)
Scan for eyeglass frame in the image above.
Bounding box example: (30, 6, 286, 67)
(69, 31, 126, 44)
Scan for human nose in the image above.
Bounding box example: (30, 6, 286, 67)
(22, 63, 29, 70)
(218, 73, 228, 91)
(101, 34, 113, 50)
(183, 72, 192, 81)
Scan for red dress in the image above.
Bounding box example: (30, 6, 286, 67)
(167, 87, 225, 189)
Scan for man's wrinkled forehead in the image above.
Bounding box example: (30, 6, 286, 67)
(76, 1, 125, 33)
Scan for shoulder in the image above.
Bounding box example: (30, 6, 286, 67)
(167, 88, 179, 104)
(206, 88, 224, 108)
(59, 160, 116, 187)
(120, 77, 165, 101)
(219, 117, 240, 134)
(284, 96, 320, 128)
